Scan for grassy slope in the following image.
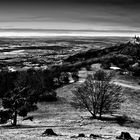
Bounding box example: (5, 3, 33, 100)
(0, 67, 140, 140)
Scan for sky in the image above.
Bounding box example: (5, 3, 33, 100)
(0, 0, 140, 37)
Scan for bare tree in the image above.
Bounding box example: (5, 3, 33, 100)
(71, 70, 124, 119)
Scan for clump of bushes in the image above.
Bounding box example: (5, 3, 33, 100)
(120, 43, 140, 59)
(101, 60, 111, 69)
(39, 90, 57, 102)
(116, 115, 129, 126)
(0, 109, 12, 124)
(71, 71, 79, 82)
(109, 54, 133, 69)
(131, 66, 140, 77)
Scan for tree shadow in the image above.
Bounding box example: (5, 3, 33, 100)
(0, 124, 47, 129)
(89, 114, 140, 129)
(0, 124, 71, 129)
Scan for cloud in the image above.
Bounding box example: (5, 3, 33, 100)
(0, 0, 140, 34)
(1, 0, 140, 5)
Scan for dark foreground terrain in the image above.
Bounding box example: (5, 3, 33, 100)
(0, 71, 140, 140)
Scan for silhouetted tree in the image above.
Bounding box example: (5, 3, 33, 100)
(71, 71, 79, 82)
(1, 70, 42, 126)
(59, 72, 69, 85)
(0, 71, 18, 98)
(0, 109, 12, 124)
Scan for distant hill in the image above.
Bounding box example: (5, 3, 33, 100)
(120, 42, 140, 59)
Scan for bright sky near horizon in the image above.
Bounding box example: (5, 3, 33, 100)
(0, 0, 140, 37)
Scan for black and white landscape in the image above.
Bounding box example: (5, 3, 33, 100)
(0, 0, 140, 140)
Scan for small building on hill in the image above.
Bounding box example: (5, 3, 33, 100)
(132, 62, 139, 68)
(110, 66, 121, 71)
(131, 36, 140, 44)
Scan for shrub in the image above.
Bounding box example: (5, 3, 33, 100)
(0, 109, 12, 124)
(39, 90, 57, 102)
(116, 115, 129, 126)
(71, 71, 79, 82)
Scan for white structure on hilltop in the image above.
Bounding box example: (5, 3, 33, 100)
(131, 36, 140, 44)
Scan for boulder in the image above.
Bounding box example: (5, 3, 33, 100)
(78, 133, 85, 137)
(90, 134, 101, 138)
(70, 135, 77, 138)
(116, 132, 134, 140)
(42, 129, 58, 136)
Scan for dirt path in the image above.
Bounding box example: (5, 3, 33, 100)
(113, 80, 140, 90)
(78, 65, 140, 90)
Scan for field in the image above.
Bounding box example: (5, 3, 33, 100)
(0, 37, 140, 140)
(0, 37, 129, 71)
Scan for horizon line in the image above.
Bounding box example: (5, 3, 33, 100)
(0, 28, 140, 33)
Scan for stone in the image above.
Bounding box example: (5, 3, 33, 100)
(116, 132, 134, 140)
(42, 129, 58, 136)
(78, 133, 85, 137)
(90, 134, 101, 138)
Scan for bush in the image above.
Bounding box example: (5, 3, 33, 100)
(101, 60, 111, 69)
(116, 115, 129, 126)
(39, 90, 57, 102)
(71, 71, 79, 82)
(59, 72, 69, 85)
(132, 67, 140, 77)
(0, 109, 12, 124)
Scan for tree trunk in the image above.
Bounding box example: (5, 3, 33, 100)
(92, 114, 96, 119)
(13, 111, 17, 126)
(88, 110, 96, 119)
(93, 110, 97, 119)
(99, 108, 102, 119)
(99, 112, 102, 119)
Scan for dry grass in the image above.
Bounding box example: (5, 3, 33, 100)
(0, 67, 140, 140)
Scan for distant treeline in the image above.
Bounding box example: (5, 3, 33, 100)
(64, 42, 126, 63)
(63, 41, 140, 76)
(0, 66, 79, 100)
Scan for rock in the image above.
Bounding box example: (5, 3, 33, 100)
(78, 133, 85, 137)
(42, 129, 58, 136)
(71, 135, 77, 138)
(116, 132, 134, 140)
(70, 133, 85, 138)
(90, 134, 101, 138)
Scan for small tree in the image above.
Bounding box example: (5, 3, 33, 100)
(59, 72, 69, 85)
(0, 109, 12, 124)
(1, 70, 42, 126)
(71, 71, 79, 82)
(71, 70, 124, 119)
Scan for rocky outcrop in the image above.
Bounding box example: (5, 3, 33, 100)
(90, 134, 101, 138)
(116, 132, 134, 140)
